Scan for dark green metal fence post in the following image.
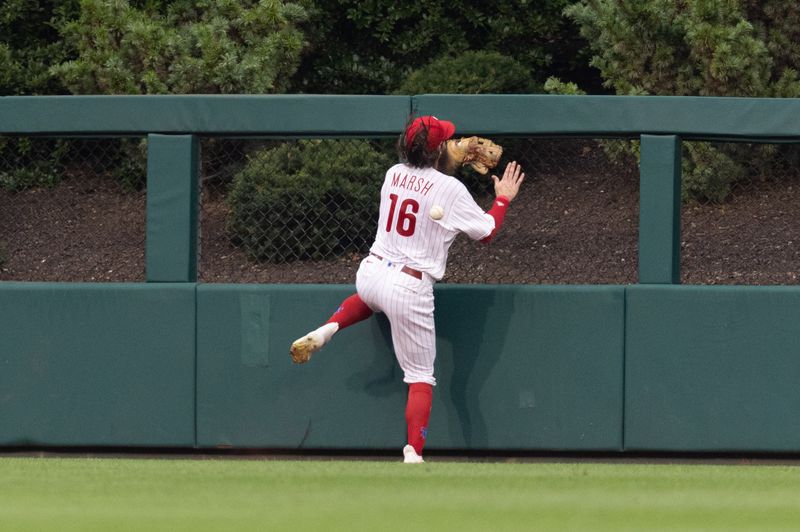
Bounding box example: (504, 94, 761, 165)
(638, 134, 682, 284)
(146, 134, 199, 282)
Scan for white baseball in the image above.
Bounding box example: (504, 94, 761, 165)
(429, 205, 444, 220)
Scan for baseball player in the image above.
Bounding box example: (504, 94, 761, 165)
(290, 116, 524, 463)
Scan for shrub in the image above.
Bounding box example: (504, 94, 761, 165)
(43, 0, 307, 192)
(681, 142, 744, 203)
(227, 140, 394, 262)
(291, 0, 586, 94)
(0, 138, 67, 191)
(564, 0, 778, 97)
(0, 161, 60, 191)
(397, 51, 540, 95)
(543, 77, 585, 96)
(0, 0, 77, 96)
(52, 0, 307, 95)
(559, 0, 800, 202)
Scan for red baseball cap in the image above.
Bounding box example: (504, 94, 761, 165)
(404, 116, 456, 151)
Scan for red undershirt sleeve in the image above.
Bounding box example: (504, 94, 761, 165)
(480, 195, 510, 244)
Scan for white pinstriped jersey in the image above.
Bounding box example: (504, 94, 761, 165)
(369, 163, 496, 280)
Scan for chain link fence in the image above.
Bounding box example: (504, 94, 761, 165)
(198, 137, 640, 284)
(4, 134, 800, 285)
(681, 141, 800, 285)
(0, 137, 147, 282)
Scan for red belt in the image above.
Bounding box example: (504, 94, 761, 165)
(370, 254, 423, 280)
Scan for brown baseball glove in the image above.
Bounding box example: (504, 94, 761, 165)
(444, 136, 503, 175)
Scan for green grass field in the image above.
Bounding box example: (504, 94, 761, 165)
(1, 456, 799, 531)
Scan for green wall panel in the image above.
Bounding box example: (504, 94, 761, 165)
(625, 286, 800, 452)
(4, 95, 800, 139)
(412, 95, 800, 139)
(196, 284, 406, 449)
(0, 283, 196, 446)
(0, 95, 412, 135)
(639, 135, 681, 284)
(146, 134, 199, 282)
(196, 284, 624, 451)
(431, 285, 624, 450)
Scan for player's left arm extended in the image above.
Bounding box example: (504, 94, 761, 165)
(481, 161, 525, 244)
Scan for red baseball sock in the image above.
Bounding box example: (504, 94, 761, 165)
(326, 293, 373, 330)
(405, 382, 433, 455)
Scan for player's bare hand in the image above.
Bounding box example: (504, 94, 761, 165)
(492, 161, 525, 203)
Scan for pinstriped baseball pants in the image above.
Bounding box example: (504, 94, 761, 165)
(356, 256, 437, 386)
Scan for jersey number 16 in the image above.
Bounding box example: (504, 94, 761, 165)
(386, 193, 419, 237)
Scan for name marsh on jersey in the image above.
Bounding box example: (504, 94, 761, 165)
(391, 171, 434, 196)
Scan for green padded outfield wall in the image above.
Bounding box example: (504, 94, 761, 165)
(639, 135, 681, 284)
(146, 134, 199, 282)
(0, 283, 195, 446)
(411, 95, 800, 139)
(196, 284, 624, 450)
(625, 286, 800, 452)
(6, 95, 800, 139)
(4, 95, 800, 452)
(0, 95, 413, 135)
